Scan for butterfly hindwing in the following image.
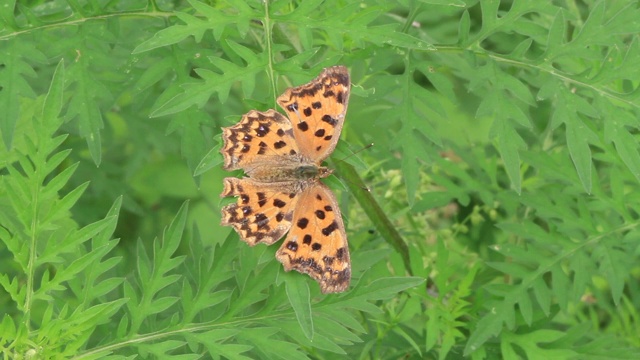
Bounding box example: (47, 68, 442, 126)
(276, 182, 351, 293)
(221, 177, 299, 246)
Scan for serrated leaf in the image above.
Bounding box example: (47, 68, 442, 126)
(42, 59, 65, 129)
(238, 328, 309, 360)
(0, 41, 40, 149)
(458, 10, 470, 44)
(594, 243, 628, 305)
(348, 277, 425, 301)
(544, 9, 566, 60)
(490, 117, 525, 194)
(551, 264, 569, 311)
(67, 56, 106, 166)
(151, 46, 267, 116)
(465, 306, 510, 356)
(191, 330, 252, 360)
(285, 273, 313, 340)
(564, 114, 592, 193)
(569, 251, 590, 302)
(194, 143, 222, 176)
(532, 278, 551, 316)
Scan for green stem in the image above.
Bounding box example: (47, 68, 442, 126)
(262, 0, 278, 108)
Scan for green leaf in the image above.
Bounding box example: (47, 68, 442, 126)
(42, 59, 65, 129)
(285, 273, 314, 340)
(194, 143, 222, 176)
(594, 242, 628, 305)
(238, 328, 309, 360)
(563, 112, 593, 193)
(465, 304, 511, 356)
(492, 117, 525, 194)
(0, 40, 42, 149)
(191, 330, 253, 360)
(66, 46, 107, 165)
(347, 277, 425, 301)
(151, 41, 267, 116)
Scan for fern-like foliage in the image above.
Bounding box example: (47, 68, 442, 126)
(0, 61, 122, 357)
(2, 0, 640, 359)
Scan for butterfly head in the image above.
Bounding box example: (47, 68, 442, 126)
(317, 166, 333, 178)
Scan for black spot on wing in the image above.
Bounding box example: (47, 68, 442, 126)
(297, 218, 309, 229)
(323, 256, 335, 266)
(303, 234, 312, 244)
(257, 192, 267, 207)
(322, 221, 338, 236)
(287, 241, 298, 251)
(254, 213, 269, 230)
(256, 124, 270, 137)
(321, 115, 338, 126)
(257, 141, 267, 155)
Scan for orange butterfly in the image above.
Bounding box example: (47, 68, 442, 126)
(220, 66, 351, 293)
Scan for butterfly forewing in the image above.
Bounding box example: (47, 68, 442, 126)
(277, 66, 350, 164)
(221, 109, 300, 172)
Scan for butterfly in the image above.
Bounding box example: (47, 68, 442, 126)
(220, 66, 351, 293)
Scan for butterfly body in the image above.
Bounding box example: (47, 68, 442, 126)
(220, 66, 351, 293)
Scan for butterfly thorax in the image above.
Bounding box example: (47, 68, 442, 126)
(246, 163, 332, 182)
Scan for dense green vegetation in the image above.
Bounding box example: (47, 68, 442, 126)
(1, 0, 639, 358)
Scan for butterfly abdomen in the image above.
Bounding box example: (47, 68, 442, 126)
(246, 163, 332, 182)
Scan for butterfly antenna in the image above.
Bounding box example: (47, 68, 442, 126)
(336, 142, 374, 163)
(333, 143, 374, 192)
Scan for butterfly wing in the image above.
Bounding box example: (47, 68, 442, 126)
(220, 177, 300, 246)
(275, 181, 351, 293)
(277, 66, 350, 164)
(221, 109, 300, 174)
